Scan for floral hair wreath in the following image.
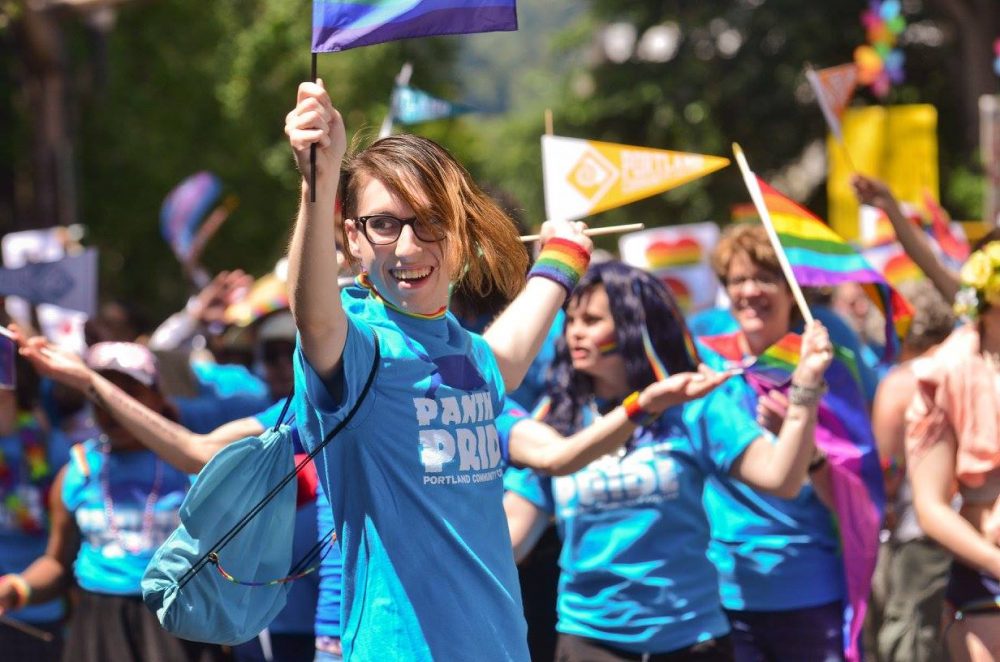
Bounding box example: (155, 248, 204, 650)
(955, 241, 1000, 321)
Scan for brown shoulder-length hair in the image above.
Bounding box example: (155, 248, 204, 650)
(710, 222, 782, 283)
(338, 134, 528, 301)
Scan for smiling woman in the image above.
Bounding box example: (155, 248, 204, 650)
(282, 79, 593, 660)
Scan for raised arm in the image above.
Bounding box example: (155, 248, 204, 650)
(729, 320, 833, 498)
(16, 332, 263, 474)
(0, 467, 78, 613)
(508, 368, 732, 475)
(485, 223, 592, 390)
(285, 80, 350, 377)
(851, 174, 960, 301)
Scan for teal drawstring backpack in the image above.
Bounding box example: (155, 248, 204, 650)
(141, 337, 380, 645)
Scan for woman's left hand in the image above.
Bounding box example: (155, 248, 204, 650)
(639, 364, 733, 414)
(792, 320, 834, 388)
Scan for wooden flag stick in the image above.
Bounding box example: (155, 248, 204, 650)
(731, 143, 814, 324)
(0, 615, 55, 642)
(544, 109, 553, 136)
(519, 222, 644, 243)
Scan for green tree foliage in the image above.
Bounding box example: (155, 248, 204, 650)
(73, 0, 457, 321)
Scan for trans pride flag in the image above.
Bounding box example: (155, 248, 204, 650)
(700, 331, 884, 662)
(312, 0, 517, 52)
(755, 177, 912, 359)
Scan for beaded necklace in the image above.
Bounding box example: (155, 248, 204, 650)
(356, 273, 448, 320)
(98, 437, 163, 557)
(0, 413, 50, 535)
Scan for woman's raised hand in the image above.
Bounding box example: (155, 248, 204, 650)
(793, 320, 834, 388)
(9, 325, 93, 393)
(284, 79, 347, 182)
(537, 219, 593, 255)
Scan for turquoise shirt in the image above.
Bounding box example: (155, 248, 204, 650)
(503, 390, 761, 654)
(294, 286, 528, 661)
(62, 440, 189, 595)
(700, 351, 845, 611)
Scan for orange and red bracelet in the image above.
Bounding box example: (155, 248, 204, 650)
(622, 391, 658, 427)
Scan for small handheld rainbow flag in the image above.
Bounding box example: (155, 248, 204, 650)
(756, 177, 912, 359)
(312, 0, 518, 53)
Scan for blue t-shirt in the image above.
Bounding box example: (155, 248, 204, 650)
(698, 358, 845, 611)
(314, 480, 343, 639)
(503, 390, 762, 654)
(0, 422, 72, 623)
(293, 286, 528, 661)
(62, 440, 189, 595)
(175, 362, 271, 434)
(687, 305, 879, 403)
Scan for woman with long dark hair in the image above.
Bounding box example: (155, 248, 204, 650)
(503, 261, 833, 661)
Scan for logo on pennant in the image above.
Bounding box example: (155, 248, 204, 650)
(543, 135, 729, 222)
(566, 148, 618, 203)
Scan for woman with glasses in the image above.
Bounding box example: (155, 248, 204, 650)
(501, 261, 834, 661)
(282, 80, 592, 660)
(697, 223, 882, 662)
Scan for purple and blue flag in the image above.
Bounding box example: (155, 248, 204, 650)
(312, 0, 517, 52)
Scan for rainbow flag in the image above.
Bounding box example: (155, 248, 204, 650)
(700, 331, 884, 662)
(160, 172, 222, 262)
(756, 177, 912, 359)
(312, 0, 518, 52)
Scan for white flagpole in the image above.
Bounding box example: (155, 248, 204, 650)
(379, 62, 413, 139)
(731, 143, 814, 324)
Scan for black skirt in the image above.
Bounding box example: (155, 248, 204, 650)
(62, 590, 228, 662)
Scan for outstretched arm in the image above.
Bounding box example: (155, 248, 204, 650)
(285, 80, 350, 378)
(485, 223, 592, 390)
(729, 320, 833, 498)
(851, 174, 960, 301)
(508, 367, 733, 475)
(16, 331, 263, 474)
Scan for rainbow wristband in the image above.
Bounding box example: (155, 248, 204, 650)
(622, 391, 658, 427)
(528, 238, 591, 296)
(4, 573, 31, 609)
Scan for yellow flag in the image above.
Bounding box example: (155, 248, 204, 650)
(828, 104, 939, 240)
(542, 135, 730, 222)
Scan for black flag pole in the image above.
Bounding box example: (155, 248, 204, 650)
(310, 52, 318, 203)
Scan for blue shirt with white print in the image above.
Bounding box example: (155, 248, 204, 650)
(502, 388, 762, 654)
(62, 440, 189, 595)
(697, 362, 845, 611)
(294, 286, 528, 662)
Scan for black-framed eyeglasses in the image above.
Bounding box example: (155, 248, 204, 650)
(354, 214, 447, 245)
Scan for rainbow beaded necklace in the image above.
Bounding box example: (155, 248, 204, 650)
(0, 413, 51, 535)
